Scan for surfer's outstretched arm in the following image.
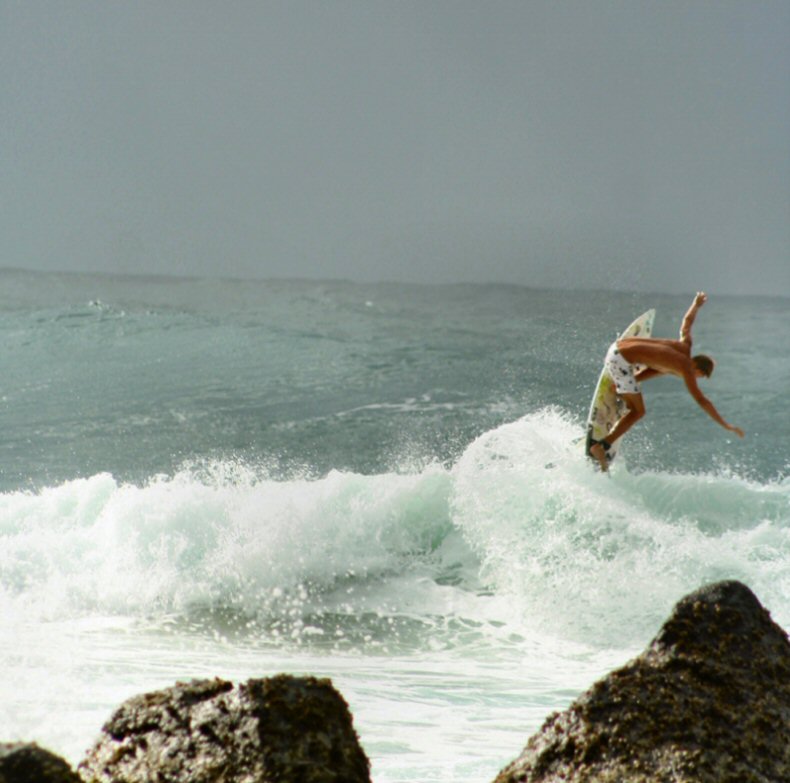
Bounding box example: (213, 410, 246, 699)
(683, 371, 745, 438)
(679, 291, 706, 345)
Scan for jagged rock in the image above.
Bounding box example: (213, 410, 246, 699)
(494, 580, 790, 783)
(0, 742, 81, 783)
(78, 674, 371, 783)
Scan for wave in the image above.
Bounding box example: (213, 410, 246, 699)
(452, 409, 790, 644)
(0, 462, 457, 621)
(2, 409, 788, 649)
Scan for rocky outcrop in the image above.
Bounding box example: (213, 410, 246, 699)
(78, 674, 371, 783)
(0, 742, 81, 783)
(494, 580, 790, 783)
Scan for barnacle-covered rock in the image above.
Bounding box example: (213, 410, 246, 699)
(0, 742, 81, 783)
(494, 581, 790, 782)
(78, 674, 370, 783)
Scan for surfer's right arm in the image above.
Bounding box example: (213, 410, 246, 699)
(679, 291, 707, 345)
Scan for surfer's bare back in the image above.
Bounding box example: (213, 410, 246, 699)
(589, 292, 745, 471)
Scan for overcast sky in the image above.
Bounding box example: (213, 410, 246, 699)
(2, 1, 788, 296)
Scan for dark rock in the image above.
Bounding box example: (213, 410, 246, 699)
(494, 580, 790, 783)
(78, 674, 371, 783)
(0, 742, 81, 783)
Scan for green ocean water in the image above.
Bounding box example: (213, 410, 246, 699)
(1, 269, 788, 781)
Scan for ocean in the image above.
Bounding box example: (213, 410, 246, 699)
(1, 268, 788, 782)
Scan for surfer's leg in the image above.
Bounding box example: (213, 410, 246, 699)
(590, 392, 645, 469)
(589, 440, 610, 471)
(606, 392, 646, 444)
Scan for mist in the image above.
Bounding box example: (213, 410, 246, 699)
(2, 1, 788, 296)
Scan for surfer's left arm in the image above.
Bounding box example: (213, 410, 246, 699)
(684, 370, 745, 438)
(679, 291, 707, 345)
(634, 367, 662, 382)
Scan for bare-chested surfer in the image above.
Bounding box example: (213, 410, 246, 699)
(589, 292, 744, 471)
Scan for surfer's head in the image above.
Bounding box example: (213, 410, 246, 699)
(692, 354, 715, 378)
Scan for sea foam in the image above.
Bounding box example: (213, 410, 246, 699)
(451, 409, 790, 645)
(2, 409, 788, 651)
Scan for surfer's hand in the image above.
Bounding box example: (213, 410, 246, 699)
(694, 291, 707, 308)
(729, 424, 745, 438)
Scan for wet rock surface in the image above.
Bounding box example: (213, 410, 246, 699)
(0, 742, 82, 783)
(494, 580, 790, 783)
(78, 674, 371, 783)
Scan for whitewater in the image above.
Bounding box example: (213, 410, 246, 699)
(1, 270, 788, 782)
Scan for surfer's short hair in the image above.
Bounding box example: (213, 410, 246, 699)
(693, 354, 715, 377)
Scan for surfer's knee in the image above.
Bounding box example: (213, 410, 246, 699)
(623, 393, 645, 418)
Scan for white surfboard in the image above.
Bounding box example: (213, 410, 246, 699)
(585, 309, 655, 466)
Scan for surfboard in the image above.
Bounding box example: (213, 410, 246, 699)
(585, 309, 655, 466)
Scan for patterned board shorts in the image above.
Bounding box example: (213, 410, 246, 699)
(604, 342, 640, 395)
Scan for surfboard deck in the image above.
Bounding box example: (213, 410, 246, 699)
(585, 309, 655, 466)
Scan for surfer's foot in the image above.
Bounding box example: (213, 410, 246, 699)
(589, 440, 611, 472)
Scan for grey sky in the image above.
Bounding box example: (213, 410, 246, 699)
(2, 1, 788, 296)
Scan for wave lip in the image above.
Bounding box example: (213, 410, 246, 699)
(451, 409, 790, 646)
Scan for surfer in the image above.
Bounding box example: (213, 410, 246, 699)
(589, 292, 744, 471)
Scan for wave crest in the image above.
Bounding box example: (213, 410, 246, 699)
(451, 409, 790, 645)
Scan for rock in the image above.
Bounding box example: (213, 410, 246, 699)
(78, 674, 371, 783)
(494, 580, 790, 783)
(0, 742, 81, 783)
